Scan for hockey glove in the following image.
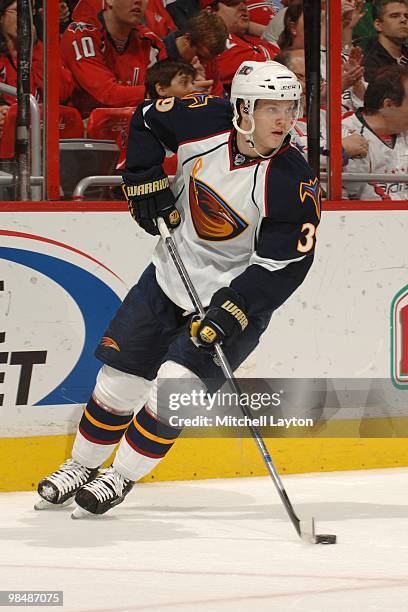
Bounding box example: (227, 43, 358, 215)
(122, 167, 181, 236)
(190, 287, 248, 350)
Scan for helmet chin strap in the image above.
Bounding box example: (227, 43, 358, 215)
(245, 132, 286, 160)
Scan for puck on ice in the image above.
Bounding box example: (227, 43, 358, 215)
(315, 534, 337, 545)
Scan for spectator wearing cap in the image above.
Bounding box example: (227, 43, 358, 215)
(163, 10, 228, 95)
(202, 0, 279, 91)
(363, 0, 408, 83)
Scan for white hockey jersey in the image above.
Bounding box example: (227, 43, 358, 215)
(342, 110, 408, 200)
(124, 95, 321, 316)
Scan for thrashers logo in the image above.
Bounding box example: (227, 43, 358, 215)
(299, 178, 322, 219)
(189, 159, 248, 241)
(100, 336, 120, 352)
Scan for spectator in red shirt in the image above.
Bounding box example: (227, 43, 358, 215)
(163, 10, 228, 96)
(201, 0, 279, 90)
(145, 0, 178, 38)
(72, 0, 178, 39)
(61, 0, 166, 117)
(0, 0, 74, 137)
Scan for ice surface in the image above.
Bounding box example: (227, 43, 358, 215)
(1, 468, 408, 611)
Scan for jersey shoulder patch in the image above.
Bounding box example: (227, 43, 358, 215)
(266, 146, 321, 223)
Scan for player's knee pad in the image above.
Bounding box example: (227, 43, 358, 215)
(93, 365, 152, 415)
(147, 360, 206, 419)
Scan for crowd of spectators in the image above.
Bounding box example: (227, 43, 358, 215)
(0, 0, 408, 200)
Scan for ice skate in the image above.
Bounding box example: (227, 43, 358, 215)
(71, 466, 133, 519)
(35, 459, 99, 510)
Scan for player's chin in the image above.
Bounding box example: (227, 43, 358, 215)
(266, 134, 285, 149)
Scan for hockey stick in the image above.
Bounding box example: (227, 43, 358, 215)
(157, 217, 336, 545)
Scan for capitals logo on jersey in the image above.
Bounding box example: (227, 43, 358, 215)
(68, 22, 96, 33)
(189, 158, 248, 241)
(299, 178, 322, 219)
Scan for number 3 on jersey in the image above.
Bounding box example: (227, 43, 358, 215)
(297, 222, 317, 253)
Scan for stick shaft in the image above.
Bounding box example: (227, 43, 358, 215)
(157, 219, 302, 537)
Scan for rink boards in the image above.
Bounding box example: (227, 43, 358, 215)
(1, 208, 408, 490)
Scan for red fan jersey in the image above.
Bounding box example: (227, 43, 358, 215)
(217, 34, 279, 88)
(61, 16, 166, 117)
(73, 0, 177, 39)
(0, 42, 74, 106)
(204, 58, 224, 98)
(145, 0, 177, 39)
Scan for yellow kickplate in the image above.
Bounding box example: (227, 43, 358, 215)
(1, 427, 408, 491)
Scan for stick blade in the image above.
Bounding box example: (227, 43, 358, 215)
(299, 517, 316, 544)
(300, 517, 336, 544)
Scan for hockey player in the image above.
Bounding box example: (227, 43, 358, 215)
(36, 60, 321, 517)
(342, 64, 408, 200)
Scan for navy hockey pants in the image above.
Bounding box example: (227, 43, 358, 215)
(95, 264, 272, 389)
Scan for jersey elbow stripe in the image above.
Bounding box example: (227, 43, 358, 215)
(249, 252, 306, 272)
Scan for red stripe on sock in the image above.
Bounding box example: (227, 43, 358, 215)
(79, 427, 118, 446)
(124, 431, 164, 459)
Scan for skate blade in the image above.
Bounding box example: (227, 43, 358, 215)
(71, 505, 95, 520)
(34, 497, 74, 511)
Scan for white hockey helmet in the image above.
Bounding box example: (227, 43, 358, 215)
(230, 60, 302, 138)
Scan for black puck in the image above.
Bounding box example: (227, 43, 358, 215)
(315, 534, 337, 545)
